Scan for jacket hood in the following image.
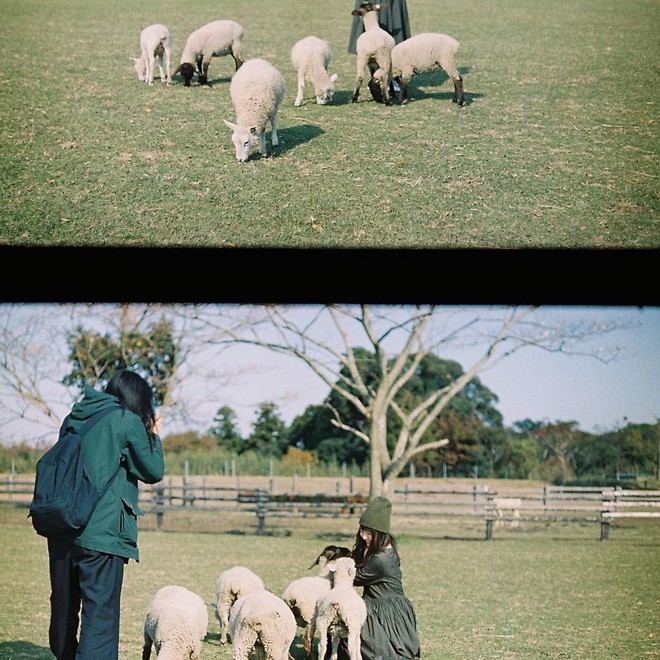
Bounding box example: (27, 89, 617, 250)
(69, 385, 121, 423)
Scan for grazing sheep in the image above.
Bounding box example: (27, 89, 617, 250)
(174, 20, 244, 87)
(282, 545, 351, 660)
(228, 589, 297, 660)
(311, 557, 366, 660)
(351, 2, 395, 105)
(290, 36, 338, 107)
(223, 58, 285, 163)
(142, 585, 208, 660)
(131, 23, 172, 86)
(215, 565, 265, 644)
(390, 32, 465, 106)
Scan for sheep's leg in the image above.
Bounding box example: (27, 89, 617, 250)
(156, 53, 166, 84)
(317, 621, 328, 660)
(270, 115, 279, 148)
(352, 56, 367, 102)
(348, 631, 362, 660)
(330, 636, 340, 660)
(164, 45, 172, 84)
(196, 55, 208, 85)
(452, 74, 465, 106)
(295, 71, 305, 107)
(231, 46, 244, 71)
(141, 634, 152, 660)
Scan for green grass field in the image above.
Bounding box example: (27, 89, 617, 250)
(1, 0, 658, 248)
(1, 505, 658, 659)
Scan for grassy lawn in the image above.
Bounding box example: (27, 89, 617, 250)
(0, 0, 657, 248)
(0, 505, 658, 659)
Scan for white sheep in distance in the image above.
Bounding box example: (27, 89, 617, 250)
(351, 2, 395, 105)
(142, 585, 208, 660)
(174, 20, 244, 87)
(228, 589, 297, 660)
(223, 58, 285, 163)
(290, 36, 338, 107)
(215, 565, 265, 644)
(311, 557, 366, 660)
(131, 23, 172, 86)
(390, 32, 466, 106)
(282, 545, 351, 660)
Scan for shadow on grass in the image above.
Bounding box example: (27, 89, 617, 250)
(403, 66, 481, 105)
(0, 641, 52, 658)
(269, 124, 325, 157)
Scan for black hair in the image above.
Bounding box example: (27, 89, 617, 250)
(105, 369, 157, 439)
(351, 525, 399, 568)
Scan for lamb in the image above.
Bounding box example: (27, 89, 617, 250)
(174, 20, 244, 87)
(281, 545, 351, 660)
(142, 584, 208, 660)
(131, 23, 172, 86)
(228, 588, 297, 660)
(351, 2, 396, 105)
(290, 36, 338, 107)
(310, 557, 367, 660)
(389, 32, 466, 106)
(215, 565, 265, 644)
(223, 58, 285, 163)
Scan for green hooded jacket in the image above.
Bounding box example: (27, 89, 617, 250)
(68, 385, 164, 561)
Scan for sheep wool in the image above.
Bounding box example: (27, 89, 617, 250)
(214, 565, 265, 644)
(312, 557, 367, 660)
(390, 32, 465, 106)
(290, 36, 338, 107)
(351, 2, 396, 105)
(142, 585, 208, 660)
(131, 23, 172, 86)
(228, 589, 297, 660)
(223, 58, 286, 163)
(174, 20, 244, 87)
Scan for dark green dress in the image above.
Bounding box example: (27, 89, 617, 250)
(350, 548, 421, 659)
(348, 0, 412, 54)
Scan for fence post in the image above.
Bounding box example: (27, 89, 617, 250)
(485, 491, 495, 540)
(256, 489, 267, 536)
(154, 484, 164, 532)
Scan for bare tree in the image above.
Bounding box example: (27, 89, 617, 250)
(0, 303, 235, 444)
(194, 305, 630, 497)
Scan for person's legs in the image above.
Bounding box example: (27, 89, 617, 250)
(73, 546, 125, 660)
(48, 537, 80, 660)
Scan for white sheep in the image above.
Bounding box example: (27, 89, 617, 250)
(142, 585, 208, 660)
(281, 545, 351, 660)
(311, 557, 367, 660)
(215, 565, 265, 644)
(390, 32, 466, 106)
(174, 20, 245, 87)
(228, 589, 297, 660)
(290, 36, 338, 107)
(351, 2, 395, 105)
(131, 23, 172, 86)
(223, 58, 285, 163)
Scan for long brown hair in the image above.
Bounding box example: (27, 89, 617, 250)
(351, 525, 400, 568)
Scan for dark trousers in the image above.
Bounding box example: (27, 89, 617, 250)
(48, 538, 125, 660)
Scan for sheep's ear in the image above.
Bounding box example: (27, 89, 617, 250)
(224, 120, 238, 131)
(330, 73, 338, 83)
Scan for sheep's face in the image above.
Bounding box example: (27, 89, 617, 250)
(131, 56, 147, 81)
(224, 120, 259, 162)
(315, 74, 338, 105)
(176, 63, 196, 87)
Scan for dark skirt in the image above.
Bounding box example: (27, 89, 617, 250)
(348, 0, 412, 54)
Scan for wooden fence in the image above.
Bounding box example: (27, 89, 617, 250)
(2, 475, 659, 540)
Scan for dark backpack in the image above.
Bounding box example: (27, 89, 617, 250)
(28, 405, 122, 537)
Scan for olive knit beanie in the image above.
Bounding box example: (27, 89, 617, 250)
(359, 496, 392, 534)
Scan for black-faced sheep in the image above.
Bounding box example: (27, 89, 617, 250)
(174, 20, 244, 87)
(228, 589, 297, 660)
(281, 545, 351, 660)
(291, 36, 338, 107)
(131, 23, 172, 86)
(223, 58, 285, 163)
(142, 585, 208, 660)
(214, 565, 265, 644)
(390, 32, 466, 106)
(311, 557, 366, 660)
(351, 2, 396, 105)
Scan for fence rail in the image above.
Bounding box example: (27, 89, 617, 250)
(2, 475, 659, 540)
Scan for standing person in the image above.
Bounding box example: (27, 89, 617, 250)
(47, 370, 165, 660)
(335, 496, 421, 660)
(348, 0, 411, 55)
